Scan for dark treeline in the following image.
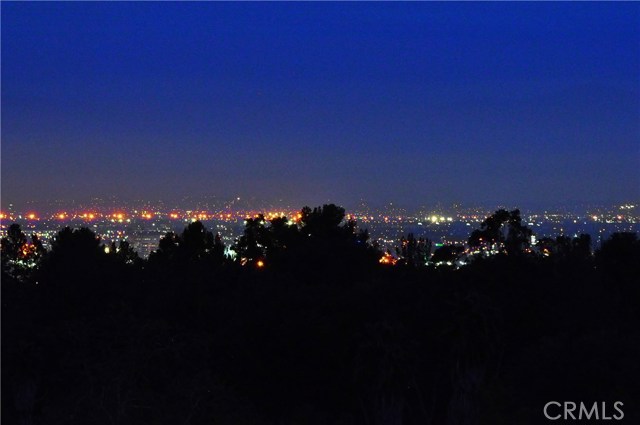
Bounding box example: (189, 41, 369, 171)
(2, 204, 639, 424)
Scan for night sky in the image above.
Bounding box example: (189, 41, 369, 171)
(2, 2, 639, 209)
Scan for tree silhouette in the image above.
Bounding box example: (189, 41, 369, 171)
(212, 232, 226, 265)
(537, 234, 592, 262)
(571, 233, 592, 261)
(148, 231, 180, 264)
(431, 244, 464, 265)
(232, 215, 270, 265)
(300, 204, 346, 239)
(469, 209, 532, 255)
(149, 221, 226, 267)
(504, 209, 533, 254)
(227, 204, 381, 276)
(1, 223, 47, 279)
(1, 223, 28, 260)
(180, 220, 219, 263)
(396, 233, 431, 267)
(106, 239, 143, 266)
(596, 232, 640, 273)
(48, 226, 103, 259)
(263, 216, 300, 264)
(34, 226, 111, 317)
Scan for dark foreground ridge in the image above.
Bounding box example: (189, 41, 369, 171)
(2, 204, 639, 424)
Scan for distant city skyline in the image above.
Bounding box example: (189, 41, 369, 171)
(2, 197, 637, 259)
(2, 195, 637, 218)
(2, 2, 639, 208)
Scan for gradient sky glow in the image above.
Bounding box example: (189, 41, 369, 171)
(2, 2, 639, 209)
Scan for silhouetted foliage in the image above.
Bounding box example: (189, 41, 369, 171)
(396, 233, 431, 267)
(431, 244, 464, 265)
(106, 239, 142, 265)
(1, 223, 28, 262)
(468, 209, 532, 255)
(149, 221, 227, 268)
(300, 204, 346, 238)
(232, 215, 270, 265)
(229, 204, 380, 278)
(49, 226, 103, 260)
(537, 233, 592, 263)
(596, 232, 640, 270)
(2, 209, 639, 425)
(1, 223, 46, 279)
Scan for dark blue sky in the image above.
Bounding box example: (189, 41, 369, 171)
(2, 2, 639, 209)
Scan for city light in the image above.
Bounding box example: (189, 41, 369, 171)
(379, 252, 397, 265)
(1, 203, 638, 262)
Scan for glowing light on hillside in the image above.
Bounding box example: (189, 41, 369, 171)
(27, 213, 37, 220)
(57, 213, 66, 220)
(256, 260, 265, 268)
(379, 253, 397, 265)
(169, 213, 179, 219)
